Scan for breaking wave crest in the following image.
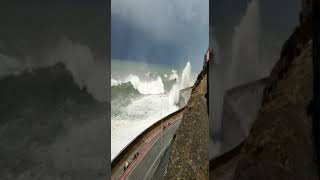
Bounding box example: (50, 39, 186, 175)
(111, 61, 195, 159)
(125, 75, 164, 95)
(111, 61, 194, 102)
(0, 37, 107, 102)
(111, 75, 165, 99)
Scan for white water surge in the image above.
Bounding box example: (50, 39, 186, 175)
(111, 61, 195, 160)
(125, 75, 164, 95)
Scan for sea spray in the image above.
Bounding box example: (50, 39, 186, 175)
(125, 74, 164, 95)
(169, 84, 180, 106)
(111, 92, 178, 160)
(47, 38, 107, 102)
(228, 0, 261, 88)
(111, 78, 122, 86)
(209, 0, 261, 159)
(111, 61, 195, 159)
(168, 61, 193, 106)
(169, 69, 179, 81)
(0, 37, 107, 102)
(180, 61, 192, 89)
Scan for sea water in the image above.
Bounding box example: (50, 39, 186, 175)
(111, 59, 196, 160)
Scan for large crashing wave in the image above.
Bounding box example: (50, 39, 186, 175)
(47, 38, 107, 102)
(111, 61, 194, 105)
(0, 37, 107, 102)
(111, 61, 195, 159)
(125, 75, 164, 95)
(111, 75, 165, 101)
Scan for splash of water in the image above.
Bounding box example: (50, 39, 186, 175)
(168, 61, 193, 106)
(210, 0, 261, 159)
(180, 61, 192, 89)
(228, 0, 261, 88)
(169, 84, 180, 106)
(0, 37, 107, 102)
(168, 69, 179, 81)
(125, 74, 164, 95)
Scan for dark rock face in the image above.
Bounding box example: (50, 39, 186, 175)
(301, 0, 313, 23)
(210, 3, 317, 179)
(232, 9, 317, 179)
(164, 67, 209, 179)
(234, 41, 317, 180)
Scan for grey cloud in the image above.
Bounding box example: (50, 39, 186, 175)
(112, 0, 208, 45)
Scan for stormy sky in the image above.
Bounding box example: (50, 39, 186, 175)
(0, 0, 109, 62)
(111, 0, 209, 71)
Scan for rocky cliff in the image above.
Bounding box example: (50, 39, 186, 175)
(234, 40, 316, 180)
(211, 3, 317, 179)
(164, 64, 209, 179)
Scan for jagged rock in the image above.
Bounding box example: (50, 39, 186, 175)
(233, 11, 316, 179)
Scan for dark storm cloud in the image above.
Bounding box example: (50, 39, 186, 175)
(0, 0, 108, 59)
(111, 0, 208, 69)
(111, 15, 187, 65)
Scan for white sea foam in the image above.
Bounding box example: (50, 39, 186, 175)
(144, 71, 151, 77)
(125, 74, 164, 95)
(111, 93, 178, 160)
(169, 69, 179, 81)
(111, 61, 195, 160)
(111, 78, 121, 86)
(169, 84, 180, 106)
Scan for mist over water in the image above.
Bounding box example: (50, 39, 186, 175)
(210, 0, 261, 158)
(228, 0, 261, 88)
